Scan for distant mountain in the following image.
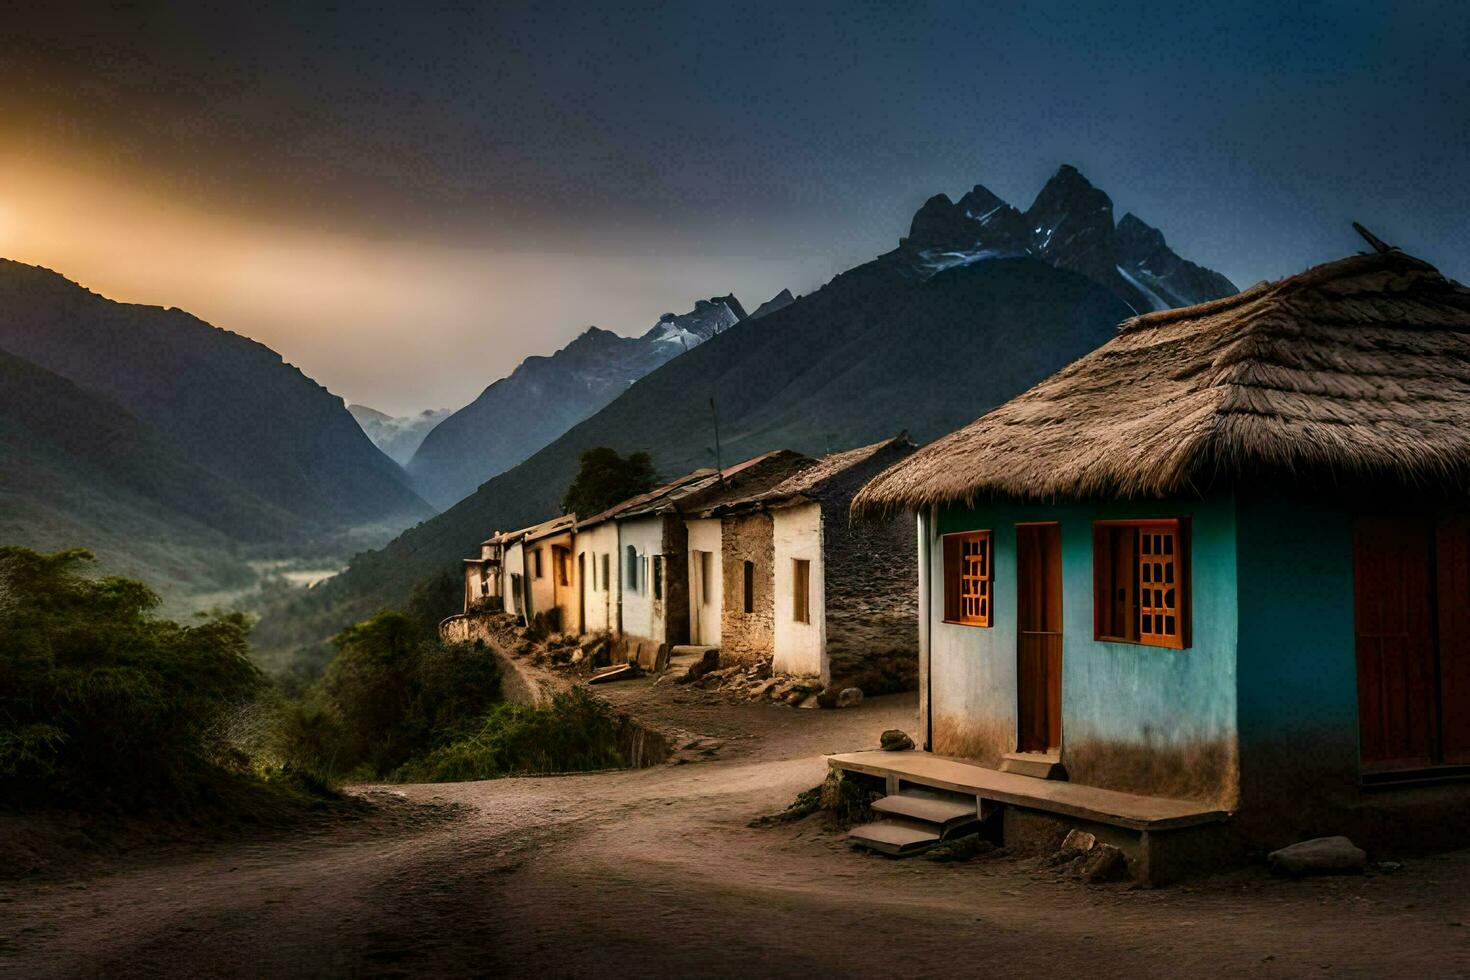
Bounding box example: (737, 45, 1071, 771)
(749, 288, 796, 319)
(0, 260, 432, 532)
(0, 345, 304, 597)
(255, 164, 1237, 654)
(349, 404, 451, 465)
(896, 164, 1237, 313)
(406, 294, 746, 508)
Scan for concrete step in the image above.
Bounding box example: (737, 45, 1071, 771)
(847, 817, 941, 856)
(871, 793, 977, 835)
(1001, 752, 1067, 780)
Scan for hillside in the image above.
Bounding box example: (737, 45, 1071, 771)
(0, 346, 302, 596)
(406, 295, 747, 508)
(253, 164, 1238, 654)
(0, 259, 432, 530)
(257, 255, 1133, 650)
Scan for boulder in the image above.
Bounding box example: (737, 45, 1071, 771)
(1267, 836, 1366, 877)
(1081, 843, 1127, 883)
(880, 729, 914, 751)
(836, 687, 864, 708)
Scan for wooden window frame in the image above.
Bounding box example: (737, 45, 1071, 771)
(942, 530, 993, 627)
(626, 546, 639, 592)
(1092, 519, 1191, 650)
(601, 553, 610, 594)
(742, 560, 755, 614)
(793, 558, 811, 624)
(534, 548, 544, 579)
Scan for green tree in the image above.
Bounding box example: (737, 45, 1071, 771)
(0, 547, 261, 807)
(560, 447, 656, 518)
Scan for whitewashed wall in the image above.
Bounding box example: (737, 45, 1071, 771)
(575, 522, 619, 635)
(618, 515, 665, 642)
(503, 540, 526, 617)
(773, 502, 826, 680)
(686, 517, 722, 647)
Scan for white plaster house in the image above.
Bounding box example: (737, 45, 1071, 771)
(701, 437, 918, 683)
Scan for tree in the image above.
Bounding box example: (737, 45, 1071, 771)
(560, 447, 656, 518)
(0, 547, 261, 806)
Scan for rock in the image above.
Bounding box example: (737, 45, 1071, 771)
(749, 679, 777, 699)
(1375, 860, 1403, 874)
(924, 834, 995, 863)
(1268, 836, 1366, 877)
(569, 649, 584, 665)
(797, 695, 819, 709)
(1081, 843, 1127, 883)
(836, 687, 864, 708)
(880, 729, 914, 751)
(1044, 829, 1097, 866)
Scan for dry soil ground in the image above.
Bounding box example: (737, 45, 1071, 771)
(3, 672, 1470, 979)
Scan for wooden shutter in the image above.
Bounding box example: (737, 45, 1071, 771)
(942, 531, 991, 627)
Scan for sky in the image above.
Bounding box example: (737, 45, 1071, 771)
(1, 1, 1467, 415)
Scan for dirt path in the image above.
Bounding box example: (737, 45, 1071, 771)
(3, 678, 1469, 979)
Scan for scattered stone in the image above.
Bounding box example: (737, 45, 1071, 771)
(836, 687, 864, 708)
(1376, 860, 1404, 874)
(1081, 843, 1127, 883)
(1267, 836, 1367, 877)
(569, 649, 584, 665)
(514, 640, 535, 655)
(1044, 829, 1098, 867)
(880, 729, 914, 751)
(749, 678, 778, 700)
(797, 695, 819, 709)
(924, 834, 996, 863)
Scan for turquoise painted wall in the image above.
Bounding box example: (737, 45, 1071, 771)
(1233, 489, 1360, 817)
(930, 494, 1240, 802)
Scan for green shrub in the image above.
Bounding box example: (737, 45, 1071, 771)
(272, 610, 502, 781)
(0, 547, 262, 808)
(397, 689, 625, 782)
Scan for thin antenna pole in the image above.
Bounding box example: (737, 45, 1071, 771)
(710, 397, 724, 481)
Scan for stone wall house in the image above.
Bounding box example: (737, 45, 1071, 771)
(573, 450, 810, 663)
(718, 509, 777, 665)
(704, 437, 919, 681)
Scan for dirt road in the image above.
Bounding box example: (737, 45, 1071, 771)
(4, 679, 1469, 979)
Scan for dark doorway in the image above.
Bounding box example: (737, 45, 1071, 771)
(1354, 514, 1470, 771)
(1016, 523, 1063, 753)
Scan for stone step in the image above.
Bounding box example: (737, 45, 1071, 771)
(847, 817, 941, 856)
(1000, 752, 1067, 780)
(871, 793, 978, 834)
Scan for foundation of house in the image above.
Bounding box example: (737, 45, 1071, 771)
(828, 750, 1236, 884)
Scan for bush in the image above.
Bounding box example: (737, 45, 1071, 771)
(397, 689, 626, 782)
(0, 547, 263, 808)
(272, 611, 502, 781)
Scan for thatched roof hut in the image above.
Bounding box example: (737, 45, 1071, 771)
(854, 249, 1470, 516)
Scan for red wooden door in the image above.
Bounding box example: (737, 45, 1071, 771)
(1437, 516, 1470, 764)
(1354, 517, 1436, 770)
(1017, 524, 1063, 753)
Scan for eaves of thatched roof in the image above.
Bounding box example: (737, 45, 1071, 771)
(853, 249, 1470, 516)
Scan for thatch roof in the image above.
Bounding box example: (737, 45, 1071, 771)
(853, 249, 1470, 516)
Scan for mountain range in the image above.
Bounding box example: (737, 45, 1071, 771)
(405, 294, 751, 508)
(0, 259, 433, 599)
(259, 165, 1236, 655)
(349, 404, 452, 466)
